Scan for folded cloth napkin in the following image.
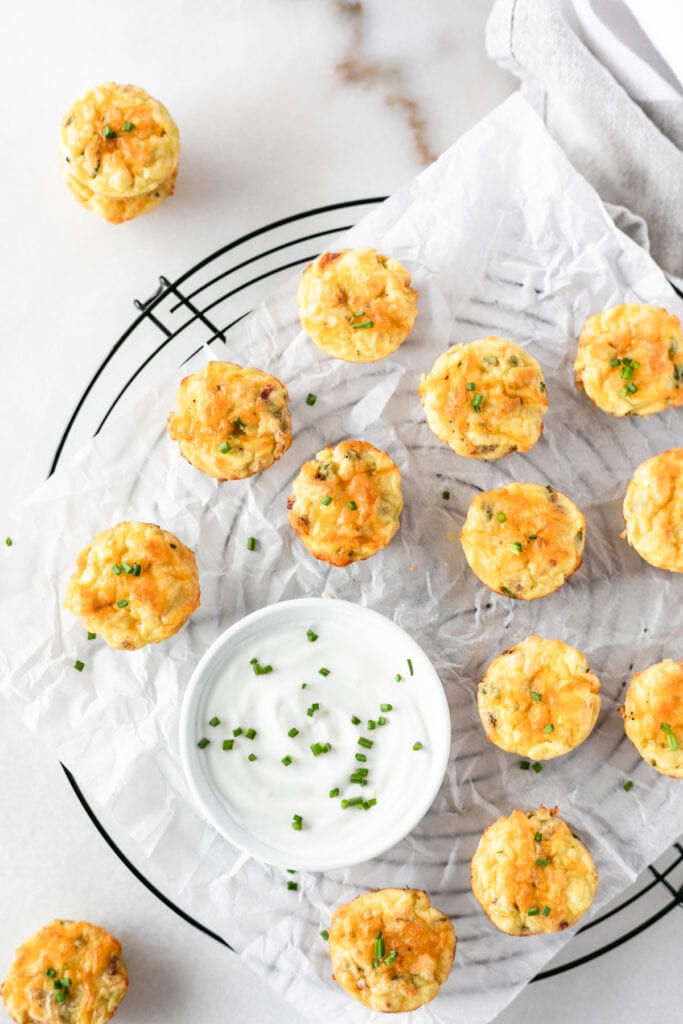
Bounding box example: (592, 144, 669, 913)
(486, 0, 683, 280)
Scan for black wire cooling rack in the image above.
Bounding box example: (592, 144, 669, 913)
(51, 199, 683, 981)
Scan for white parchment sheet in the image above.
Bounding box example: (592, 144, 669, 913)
(1, 94, 682, 1024)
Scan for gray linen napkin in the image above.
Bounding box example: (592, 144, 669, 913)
(486, 0, 683, 279)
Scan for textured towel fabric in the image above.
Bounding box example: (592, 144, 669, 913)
(486, 0, 683, 278)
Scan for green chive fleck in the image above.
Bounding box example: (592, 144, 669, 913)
(351, 715, 361, 725)
(320, 930, 329, 941)
(233, 727, 243, 737)
(531, 691, 542, 702)
(307, 628, 318, 642)
(347, 501, 358, 510)
(250, 658, 273, 675)
(528, 534, 537, 541)
(377, 716, 387, 726)
(103, 125, 117, 139)
(627, 382, 638, 393)
(519, 761, 530, 770)
(352, 320, 374, 329)
(287, 880, 298, 890)
(219, 441, 232, 454)
(395, 673, 402, 682)
(319, 667, 330, 676)
(532, 762, 543, 773)
(234, 416, 245, 429)
(306, 393, 317, 406)
(442, 490, 450, 500)
(45, 969, 57, 978)
(413, 741, 423, 751)
(246, 537, 257, 551)
(620, 364, 634, 380)
(380, 703, 392, 712)
(384, 950, 398, 964)
(527, 907, 539, 917)
(112, 564, 123, 575)
(368, 720, 376, 730)
(247, 753, 257, 762)
(321, 495, 332, 506)
(245, 728, 257, 740)
(116, 599, 128, 608)
(471, 393, 484, 412)
(122, 121, 135, 132)
(508, 541, 523, 553)
(496, 511, 507, 523)
(661, 723, 679, 751)
(541, 906, 551, 917)
(609, 357, 620, 367)
(198, 738, 210, 749)
(288, 727, 299, 738)
(329, 788, 339, 798)
(74, 660, 84, 672)
(355, 753, 367, 762)
(282, 755, 293, 766)
(223, 739, 234, 750)
(4, 537, 12, 547)
(292, 814, 303, 831)
(407, 658, 414, 676)
(55, 991, 67, 1004)
(535, 832, 542, 842)
(466, 382, 476, 391)
(358, 736, 373, 749)
(623, 780, 634, 791)
(209, 716, 221, 728)
(544, 724, 554, 734)
(536, 858, 548, 867)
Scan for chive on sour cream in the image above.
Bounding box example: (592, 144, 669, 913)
(180, 598, 451, 871)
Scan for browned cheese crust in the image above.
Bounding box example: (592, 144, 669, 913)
(574, 303, 683, 416)
(470, 807, 598, 936)
(328, 888, 456, 1012)
(619, 659, 683, 778)
(166, 361, 292, 480)
(622, 447, 683, 572)
(287, 440, 403, 566)
(296, 249, 418, 362)
(459, 483, 586, 600)
(63, 521, 200, 649)
(419, 336, 547, 459)
(1, 920, 127, 1024)
(477, 636, 601, 759)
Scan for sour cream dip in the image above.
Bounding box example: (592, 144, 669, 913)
(180, 598, 451, 871)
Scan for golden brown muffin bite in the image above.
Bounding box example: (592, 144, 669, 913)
(622, 448, 683, 573)
(296, 249, 418, 362)
(287, 440, 403, 566)
(477, 636, 601, 759)
(471, 807, 598, 936)
(1, 919, 127, 1024)
(619, 659, 683, 778)
(574, 303, 683, 416)
(328, 888, 456, 1013)
(419, 336, 547, 459)
(64, 167, 176, 225)
(166, 361, 292, 480)
(459, 483, 586, 600)
(59, 82, 179, 222)
(63, 521, 200, 650)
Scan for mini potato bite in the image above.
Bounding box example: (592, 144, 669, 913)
(619, 659, 683, 778)
(471, 807, 598, 936)
(296, 248, 418, 362)
(328, 888, 456, 1013)
(287, 440, 403, 566)
(477, 636, 601, 759)
(63, 521, 200, 650)
(460, 483, 586, 600)
(1, 919, 127, 1024)
(166, 361, 292, 480)
(622, 448, 683, 573)
(419, 336, 547, 459)
(574, 303, 683, 416)
(59, 82, 179, 222)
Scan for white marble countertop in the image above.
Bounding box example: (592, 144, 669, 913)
(1, 2, 680, 1023)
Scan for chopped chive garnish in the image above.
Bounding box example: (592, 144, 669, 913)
(380, 703, 392, 712)
(288, 727, 299, 738)
(131, 562, 141, 576)
(4, 537, 12, 547)
(247, 753, 257, 762)
(609, 357, 620, 367)
(508, 541, 523, 554)
(534, 832, 542, 842)
(351, 767, 368, 777)
(364, 798, 377, 809)
(321, 495, 332, 506)
(197, 738, 209, 749)
(527, 907, 539, 917)
(373, 930, 385, 960)
(245, 728, 257, 740)
(496, 511, 507, 523)
(246, 537, 257, 551)
(219, 441, 232, 454)
(310, 742, 323, 756)
(307, 628, 318, 642)
(541, 906, 551, 917)
(306, 393, 317, 406)
(346, 797, 363, 807)
(519, 761, 530, 770)
(367, 720, 376, 730)
(287, 880, 298, 890)
(442, 490, 450, 500)
(292, 814, 303, 830)
(112, 563, 123, 575)
(301, 683, 307, 689)
(620, 364, 634, 380)
(661, 723, 679, 750)
(355, 753, 367, 762)
(377, 716, 387, 726)
(223, 739, 234, 750)
(116, 599, 128, 608)
(282, 755, 293, 766)
(320, 930, 329, 941)
(627, 382, 638, 393)
(350, 772, 368, 784)
(121, 561, 131, 574)
(531, 691, 542, 702)
(466, 382, 476, 391)
(55, 991, 67, 1004)
(233, 727, 243, 737)
(250, 658, 273, 675)
(351, 715, 361, 725)
(234, 416, 245, 429)
(341, 799, 349, 808)
(53, 980, 63, 990)
(528, 534, 537, 540)
(623, 780, 634, 791)
(532, 762, 543, 773)
(312, 703, 319, 711)
(73, 660, 85, 672)
(102, 125, 116, 138)
(122, 121, 135, 132)
(352, 320, 374, 329)
(407, 658, 414, 676)
(209, 716, 220, 728)
(358, 736, 373, 749)
(413, 741, 423, 751)
(471, 392, 484, 412)
(319, 667, 330, 676)
(384, 950, 398, 964)
(329, 788, 339, 798)
(536, 858, 548, 867)
(395, 673, 402, 682)
(347, 500, 358, 510)
(544, 724, 554, 734)
(45, 968, 57, 978)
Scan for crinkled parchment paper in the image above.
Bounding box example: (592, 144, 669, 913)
(1, 94, 682, 1024)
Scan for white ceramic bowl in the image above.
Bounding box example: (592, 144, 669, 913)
(179, 598, 451, 871)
